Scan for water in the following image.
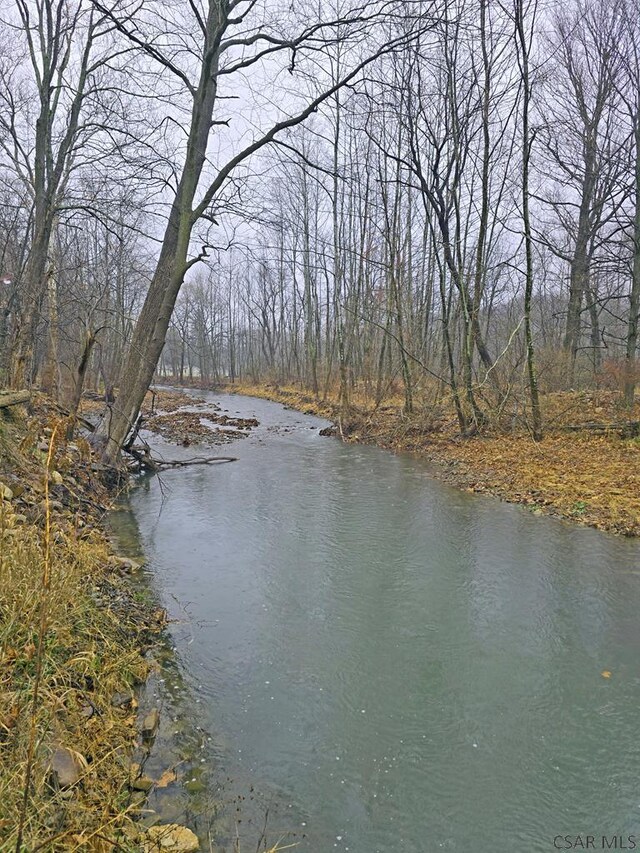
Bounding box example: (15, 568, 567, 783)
(126, 392, 640, 852)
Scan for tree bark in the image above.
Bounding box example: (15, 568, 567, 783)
(625, 114, 640, 406)
(515, 0, 543, 440)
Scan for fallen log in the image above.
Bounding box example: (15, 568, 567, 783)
(0, 390, 29, 408)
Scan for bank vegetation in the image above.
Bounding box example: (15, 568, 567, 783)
(226, 381, 640, 536)
(0, 400, 167, 851)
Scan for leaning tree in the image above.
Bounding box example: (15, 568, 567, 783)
(89, 0, 433, 464)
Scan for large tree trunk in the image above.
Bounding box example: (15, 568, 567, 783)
(95, 220, 189, 463)
(9, 223, 52, 388)
(94, 1, 223, 464)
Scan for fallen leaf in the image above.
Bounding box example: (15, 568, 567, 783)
(156, 768, 177, 788)
(0, 705, 19, 731)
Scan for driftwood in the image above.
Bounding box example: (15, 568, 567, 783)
(0, 390, 29, 408)
(125, 444, 157, 471)
(154, 455, 237, 468)
(125, 443, 237, 472)
(562, 420, 640, 438)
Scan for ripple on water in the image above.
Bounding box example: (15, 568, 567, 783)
(128, 392, 640, 853)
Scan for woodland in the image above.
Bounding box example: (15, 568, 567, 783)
(2, 1, 640, 848)
(1, 0, 639, 457)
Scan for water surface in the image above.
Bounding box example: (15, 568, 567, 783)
(128, 392, 640, 852)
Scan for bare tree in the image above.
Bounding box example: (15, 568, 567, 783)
(90, 0, 430, 464)
(540, 0, 626, 384)
(514, 0, 542, 439)
(0, 0, 116, 387)
(618, 0, 640, 405)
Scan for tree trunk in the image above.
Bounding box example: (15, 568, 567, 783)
(94, 0, 224, 464)
(66, 329, 96, 438)
(516, 0, 542, 440)
(625, 115, 640, 407)
(95, 221, 189, 463)
(9, 224, 51, 388)
(40, 268, 60, 397)
(470, 0, 494, 374)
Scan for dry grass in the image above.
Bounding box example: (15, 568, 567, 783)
(0, 508, 150, 851)
(0, 412, 152, 851)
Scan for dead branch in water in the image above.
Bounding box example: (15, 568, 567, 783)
(125, 444, 237, 472)
(155, 455, 238, 468)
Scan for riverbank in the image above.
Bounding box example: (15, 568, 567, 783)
(0, 395, 199, 851)
(219, 382, 640, 537)
(125, 384, 640, 853)
(6, 380, 631, 844)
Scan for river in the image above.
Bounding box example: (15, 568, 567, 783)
(119, 391, 640, 853)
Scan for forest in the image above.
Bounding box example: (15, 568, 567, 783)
(1, 0, 639, 458)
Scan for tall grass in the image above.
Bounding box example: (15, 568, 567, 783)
(0, 427, 148, 851)
(15, 425, 58, 851)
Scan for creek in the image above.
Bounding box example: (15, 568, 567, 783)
(115, 392, 640, 853)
